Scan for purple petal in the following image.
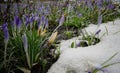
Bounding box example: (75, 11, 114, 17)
(14, 16, 19, 26)
(78, 13, 82, 17)
(35, 15, 39, 21)
(38, 19, 41, 29)
(59, 14, 65, 26)
(25, 15, 30, 27)
(107, 4, 115, 9)
(2, 23, 9, 42)
(95, 29, 101, 35)
(97, 0, 103, 9)
(98, 15, 103, 25)
(45, 18, 49, 28)
(29, 17, 34, 24)
(77, 42, 81, 47)
(1, 23, 7, 30)
(14, 16, 22, 29)
(41, 15, 45, 25)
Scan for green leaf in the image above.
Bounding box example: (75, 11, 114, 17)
(102, 52, 118, 65)
(17, 67, 30, 73)
(71, 42, 75, 48)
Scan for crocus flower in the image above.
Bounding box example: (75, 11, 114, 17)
(48, 31, 58, 45)
(107, 4, 115, 9)
(95, 29, 101, 35)
(14, 16, 19, 26)
(53, 13, 65, 32)
(38, 18, 41, 29)
(14, 16, 22, 32)
(45, 18, 49, 28)
(76, 41, 81, 47)
(39, 7, 42, 12)
(25, 15, 30, 27)
(30, 15, 34, 23)
(41, 15, 45, 25)
(97, 0, 103, 9)
(29, 14, 34, 29)
(98, 15, 102, 25)
(22, 33, 31, 68)
(22, 33, 28, 52)
(35, 14, 39, 21)
(78, 13, 82, 17)
(2, 23, 9, 43)
(59, 13, 65, 26)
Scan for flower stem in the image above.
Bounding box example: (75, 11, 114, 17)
(4, 41, 8, 68)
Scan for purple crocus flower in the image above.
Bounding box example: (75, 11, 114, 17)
(76, 41, 81, 47)
(45, 18, 49, 28)
(30, 14, 34, 23)
(2, 23, 9, 43)
(107, 4, 115, 9)
(95, 29, 101, 35)
(97, 0, 103, 9)
(24, 14, 34, 28)
(38, 18, 41, 29)
(22, 33, 28, 51)
(25, 15, 30, 27)
(39, 7, 42, 12)
(53, 14, 65, 32)
(29, 15, 34, 29)
(77, 13, 82, 18)
(35, 14, 39, 21)
(41, 15, 45, 25)
(14, 16, 19, 26)
(59, 14, 65, 26)
(98, 15, 102, 25)
(30, 16, 34, 23)
(14, 16, 22, 31)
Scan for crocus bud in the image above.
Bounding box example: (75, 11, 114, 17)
(45, 18, 49, 28)
(95, 29, 101, 35)
(37, 27, 47, 37)
(14, 16, 22, 32)
(2, 23, 9, 44)
(59, 13, 65, 26)
(22, 33, 28, 52)
(48, 31, 58, 45)
(98, 15, 102, 25)
(41, 15, 45, 25)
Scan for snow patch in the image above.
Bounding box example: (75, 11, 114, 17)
(48, 19, 120, 73)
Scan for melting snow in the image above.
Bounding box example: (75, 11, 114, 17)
(48, 19, 120, 73)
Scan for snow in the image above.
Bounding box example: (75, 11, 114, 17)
(48, 19, 120, 73)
